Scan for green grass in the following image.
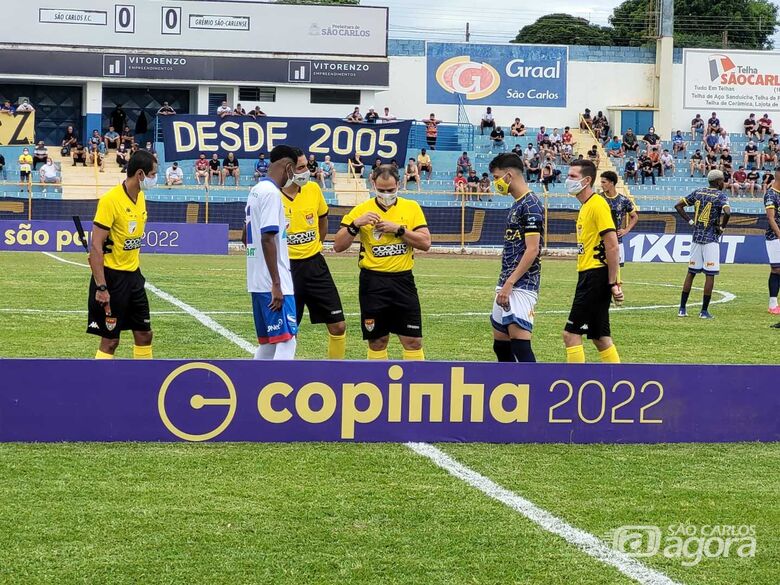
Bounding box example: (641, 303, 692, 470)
(1, 250, 778, 584)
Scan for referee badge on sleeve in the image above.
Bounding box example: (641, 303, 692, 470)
(364, 318, 375, 332)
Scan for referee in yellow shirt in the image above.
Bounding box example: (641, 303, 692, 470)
(562, 160, 624, 363)
(87, 150, 157, 359)
(282, 149, 347, 358)
(333, 164, 431, 360)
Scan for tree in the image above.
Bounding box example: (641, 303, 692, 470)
(610, 0, 778, 49)
(512, 13, 615, 46)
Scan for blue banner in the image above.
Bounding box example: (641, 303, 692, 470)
(159, 116, 412, 163)
(427, 42, 568, 107)
(623, 233, 769, 264)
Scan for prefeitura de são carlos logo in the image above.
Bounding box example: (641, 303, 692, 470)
(435, 56, 501, 100)
(708, 53, 780, 86)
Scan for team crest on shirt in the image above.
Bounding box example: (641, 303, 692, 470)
(372, 228, 384, 242)
(364, 318, 375, 332)
(306, 212, 314, 226)
(128, 220, 137, 234)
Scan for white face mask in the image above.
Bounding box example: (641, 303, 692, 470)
(565, 178, 585, 195)
(376, 189, 398, 207)
(140, 173, 157, 190)
(292, 169, 310, 187)
(283, 166, 294, 189)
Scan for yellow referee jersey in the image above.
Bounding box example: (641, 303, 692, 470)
(282, 182, 329, 260)
(576, 193, 616, 272)
(93, 183, 147, 272)
(342, 196, 427, 272)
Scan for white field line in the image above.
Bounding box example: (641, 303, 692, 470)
(40, 252, 255, 354)
(406, 442, 683, 585)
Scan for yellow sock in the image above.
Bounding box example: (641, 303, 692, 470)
(367, 347, 388, 360)
(402, 348, 425, 361)
(95, 349, 114, 359)
(599, 345, 621, 363)
(133, 344, 153, 359)
(566, 345, 586, 363)
(327, 332, 346, 359)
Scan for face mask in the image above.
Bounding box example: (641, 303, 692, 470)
(493, 173, 510, 195)
(565, 178, 585, 195)
(140, 173, 157, 190)
(283, 166, 294, 189)
(292, 169, 310, 187)
(376, 189, 398, 207)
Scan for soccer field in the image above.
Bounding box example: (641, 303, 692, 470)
(1, 250, 779, 585)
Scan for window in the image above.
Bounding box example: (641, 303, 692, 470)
(310, 89, 361, 105)
(238, 87, 276, 102)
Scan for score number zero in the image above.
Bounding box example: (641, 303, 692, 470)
(548, 379, 664, 424)
(309, 124, 401, 159)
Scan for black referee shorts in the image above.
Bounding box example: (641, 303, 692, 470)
(86, 267, 151, 339)
(359, 269, 422, 340)
(564, 267, 612, 340)
(290, 253, 344, 325)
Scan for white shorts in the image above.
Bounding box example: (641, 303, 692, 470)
(767, 239, 780, 268)
(491, 287, 538, 334)
(618, 241, 625, 266)
(688, 242, 720, 275)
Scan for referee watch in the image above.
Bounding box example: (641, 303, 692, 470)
(95, 284, 108, 291)
(394, 226, 406, 238)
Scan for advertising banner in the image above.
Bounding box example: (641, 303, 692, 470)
(160, 116, 412, 163)
(0, 48, 389, 87)
(427, 42, 567, 107)
(683, 49, 780, 111)
(0, 1, 388, 57)
(623, 232, 769, 264)
(0, 220, 228, 255)
(0, 112, 35, 145)
(0, 360, 777, 443)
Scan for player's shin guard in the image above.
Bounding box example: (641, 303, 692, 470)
(599, 345, 621, 363)
(493, 340, 513, 362)
(95, 350, 114, 359)
(367, 347, 388, 360)
(133, 345, 153, 359)
(566, 345, 586, 363)
(327, 332, 347, 359)
(402, 348, 425, 361)
(510, 339, 536, 362)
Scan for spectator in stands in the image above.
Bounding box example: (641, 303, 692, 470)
(587, 144, 600, 167)
(217, 101, 232, 118)
(453, 170, 467, 198)
(209, 153, 222, 185)
(346, 107, 363, 123)
(762, 170, 775, 196)
(381, 107, 396, 123)
(71, 143, 86, 167)
(110, 105, 127, 133)
(538, 133, 554, 159)
(762, 142, 777, 170)
(157, 101, 176, 116)
(1, 99, 16, 115)
(0, 153, 6, 180)
(321, 155, 335, 187)
(746, 168, 760, 196)
(719, 148, 733, 173)
(705, 150, 719, 173)
(478, 172, 491, 199)
(372, 158, 382, 174)
(129, 143, 140, 158)
(660, 149, 675, 177)
(758, 114, 774, 141)
(511, 144, 522, 157)
(18, 148, 32, 186)
(744, 113, 757, 139)
(716, 128, 731, 153)
(605, 135, 623, 158)
(165, 162, 184, 186)
(623, 158, 638, 184)
(672, 130, 687, 158)
(560, 142, 573, 164)
(417, 148, 432, 181)
(466, 168, 480, 199)
(704, 130, 719, 154)
(88, 129, 106, 154)
(622, 128, 638, 156)
(744, 140, 759, 169)
(222, 152, 240, 186)
(562, 126, 576, 146)
(403, 158, 420, 191)
(580, 108, 592, 130)
(195, 153, 210, 185)
(480, 107, 495, 135)
(307, 154, 323, 186)
(550, 128, 563, 152)
(641, 126, 660, 150)
(32, 141, 48, 170)
(365, 107, 379, 124)
(424, 113, 442, 149)
(121, 126, 134, 149)
(234, 103, 246, 116)
(535, 126, 547, 146)
(541, 162, 556, 190)
(510, 117, 526, 137)
(254, 152, 269, 181)
(86, 144, 105, 172)
(639, 154, 655, 185)
(104, 126, 120, 150)
(142, 141, 157, 162)
(707, 112, 720, 134)
(61, 125, 78, 154)
(456, 151, 471, 174)
(526, 154, 541, 183)
(523, 143, 537, 164)
(39, 157, 60, 185)
(16, 98, 34, 113)
(689, 149, 704, 177)
(249, 106, 267, 118)
(732, 166, 748, 196)
(691, 113, 704, 139)
(115, 143, 128, 171)
(349, 152, 364, 178)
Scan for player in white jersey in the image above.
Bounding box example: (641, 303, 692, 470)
(243, 145, 299, 359)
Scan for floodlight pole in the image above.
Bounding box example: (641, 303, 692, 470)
(654, 0, 674, 139)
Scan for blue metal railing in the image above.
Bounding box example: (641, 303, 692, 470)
(456, 95, 474, 152)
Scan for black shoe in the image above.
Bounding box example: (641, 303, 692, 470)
(771, 322, 780, 329)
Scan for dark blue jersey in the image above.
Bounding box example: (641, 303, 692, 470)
(765, 187, 780, 241)
(600, 192, 636, 243)
(498, 191, 544, 292)
(681, 187, 730, 244)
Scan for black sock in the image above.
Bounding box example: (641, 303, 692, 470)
(680, 290, 690, 310)
(702, 294, 712, 312)
(770, 273, 780, 297)
(510, 339, 536, 363)
(493, 340, 513, 362)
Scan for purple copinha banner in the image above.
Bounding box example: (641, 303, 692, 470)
(0, 360, 777, 443)
(0, 220, 228, 255)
